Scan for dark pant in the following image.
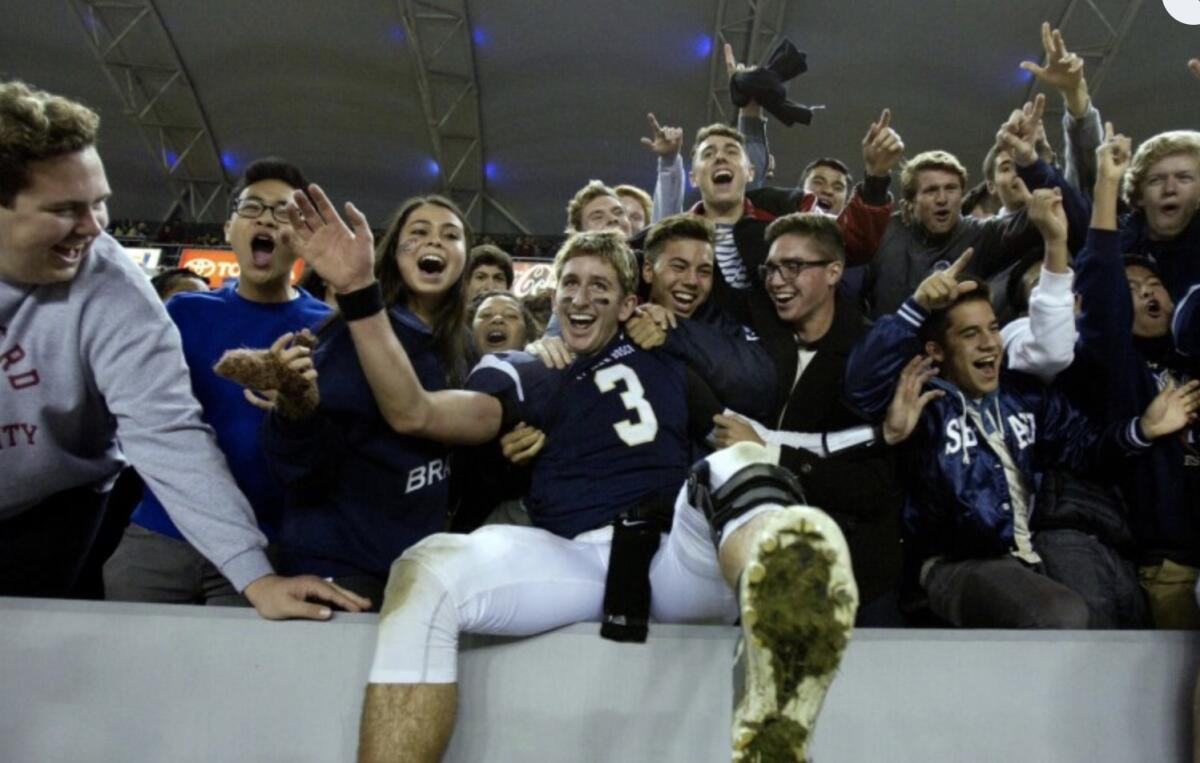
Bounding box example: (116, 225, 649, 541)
(103, 524, 246, 606)
(1034, 528, 1149, 628)
(0, 486, 111, 598)
(925, 556, 1091, 629)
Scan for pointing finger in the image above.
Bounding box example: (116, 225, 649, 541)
(647, 112, 664, 136)
(947, 247, 975, 276)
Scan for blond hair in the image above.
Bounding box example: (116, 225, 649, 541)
(1124, 130, 1200, 207)
(0, 81, 100, 206)
(565, 179, 620, 233)
(900, 150, 968, 201)
(614, 184, 652, 222)
(552, 230, 638, 296)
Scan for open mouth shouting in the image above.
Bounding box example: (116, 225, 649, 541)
(250, 233, 276, 268)
(712, 168, 736, 188)
(971, 354, 1000, 384)
(1146, 298, 1163, 319)
(482, 326, 513, 350)
(417, 252, 448, 275)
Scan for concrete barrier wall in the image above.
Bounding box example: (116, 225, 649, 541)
(1, 598, 1196, 762)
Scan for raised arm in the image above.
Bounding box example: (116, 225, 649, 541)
(1005, 187, 1077, 382)
(284, 184, 501, 445)
(844, 249, 977, 417)
(1073, 123, 1139, 386)
(724, 43, 769, 190)
(644, 113, 686, 221)
(1021, 21, 1099, 194)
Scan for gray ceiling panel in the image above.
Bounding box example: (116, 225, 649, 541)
(2, 1, 1196, 233)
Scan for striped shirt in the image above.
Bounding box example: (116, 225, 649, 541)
(714, 224, 749, 289)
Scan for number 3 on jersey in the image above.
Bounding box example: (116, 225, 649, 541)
(594, 364, 659, 446)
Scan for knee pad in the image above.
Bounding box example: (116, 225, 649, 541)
(687, 460, 807, 551)
(368, 538, 466, 684)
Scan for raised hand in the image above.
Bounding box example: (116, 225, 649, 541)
(641, 113, 683, 159)
(882, 355, 944, 445)
(996, 93, 1046, 167)
(913, 248, 978, 311)
(712, 413, 765, 448)
(283, 184, 376, 295)
(1139, 379, 1200, 440)
(862, 108, 905, 177)
(1027, 187, 1068, 245)
(724, 42, 761, 115)
(1095, 121, 1133, 185)
(1020, 22, 1089, 115)
(500, 422, 546, 465)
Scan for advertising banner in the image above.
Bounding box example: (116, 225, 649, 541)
(511, 259, 555, 298)
(179, 248, 305, 287)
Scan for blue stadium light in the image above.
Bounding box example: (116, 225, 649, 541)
(485, 161, 498, 181)
(1016, 60, 1035, 83)
(388, 25, 405, 44)
(472, 27, 486, 45)
(426, 158, 441, 177)
(163, 149, 178, 167)
(693, 34, 713, 58)
(220, 151, 238, 171)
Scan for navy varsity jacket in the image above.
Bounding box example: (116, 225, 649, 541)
(844, 297, 1153, 563)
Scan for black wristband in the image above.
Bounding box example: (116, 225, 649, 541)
(336, 282, 384, 321)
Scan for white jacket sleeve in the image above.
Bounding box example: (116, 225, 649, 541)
(652, 153, 685, 222)
(1002, 268, 1077, 383)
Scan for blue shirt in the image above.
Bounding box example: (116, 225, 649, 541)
(131, 284, 330, 541)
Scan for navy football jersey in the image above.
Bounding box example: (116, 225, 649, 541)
(466, 332, 693, 538)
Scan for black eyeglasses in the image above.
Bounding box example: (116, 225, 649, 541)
(233, 197, 290, 224)
(758, 259, 835, 281)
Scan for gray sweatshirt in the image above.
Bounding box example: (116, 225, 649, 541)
(0, 234, 271, 590)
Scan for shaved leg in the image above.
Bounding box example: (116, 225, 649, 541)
(358, 683, 456, 763)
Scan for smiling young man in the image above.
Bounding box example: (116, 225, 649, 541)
(712, 213, 904, 619)
(0, 81, 363, 617)
(565, 179, 632, 239)
(103, 158, 334, 606)
(626, 213, 777, 421)
(844, 249, 1200, 628)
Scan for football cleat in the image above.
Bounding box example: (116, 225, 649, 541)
(730, 506, 857, 762)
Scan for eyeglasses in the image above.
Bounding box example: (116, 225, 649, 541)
(233, 197, 291, 224)
(758, 259, 835, 281)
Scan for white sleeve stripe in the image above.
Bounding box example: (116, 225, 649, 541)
(471, 354, 525, 402)
(1127, 418, 1150, 448)
(898, 303, 924, 329)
